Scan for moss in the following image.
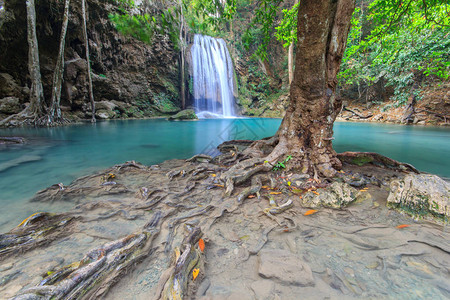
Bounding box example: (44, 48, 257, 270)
(387, 195, 448, 222)
(351, 156, 374, 166)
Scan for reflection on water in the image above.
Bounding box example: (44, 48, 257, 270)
(0, 119, 449, 231)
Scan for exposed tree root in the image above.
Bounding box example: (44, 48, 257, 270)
(159, 227, 203, 300)
(12, 212, 163, 300)
(0, 212, 75, 261)
(338, 151, 419, 173)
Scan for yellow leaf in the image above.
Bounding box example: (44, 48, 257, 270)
(287, 181, 291, 186)
(192, 268, 199, 280)
(211, 174, 216, 177)
(270, 192, 282, 195)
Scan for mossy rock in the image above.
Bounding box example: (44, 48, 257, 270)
(168, 109, 198, 121)
(387, 174, 449, 221)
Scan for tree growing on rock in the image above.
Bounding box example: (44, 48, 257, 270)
(0, 0, 45, 126)
(47, 0, 71, 125)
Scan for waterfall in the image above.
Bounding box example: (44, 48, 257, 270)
(191, 34, 236, 118)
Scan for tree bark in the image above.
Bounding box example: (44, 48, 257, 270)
(288, 41, 294, 84)
(81, 0, 95, 123)
(267, 0, 355, 178)
(179, 0, 186, 110)
(25, 0, 45, 119)
(48, 0, 71, 125)
(288, 0, 298, 85)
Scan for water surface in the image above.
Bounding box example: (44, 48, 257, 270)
(0, 119, 449, 230)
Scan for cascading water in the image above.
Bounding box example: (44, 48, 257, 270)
(191, 34, 236, 118)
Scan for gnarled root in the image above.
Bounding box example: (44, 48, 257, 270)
(338, 152, 420, 173)
(12, 212, 163, 300)
(0, 212, 75, 261)
(220, 158, 271, 197)
(158, 227, 203, 300)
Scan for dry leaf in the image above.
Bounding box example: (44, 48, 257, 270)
(192, 268, 199, 280)
(304, 209, 318, 216)
(270, 192, 282, 195)
(396, 224, 411, 229)
(198, 238, 205, 252)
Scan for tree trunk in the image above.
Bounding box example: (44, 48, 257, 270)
(287, 0, 298, 85)
(267, 0, 355, 178)
(25, 0, 45, 119)
(288, 41, 294, 84)
(48, 0, 70, 125)
(81, 0, 95, 123)
(179, 0, 186, 110)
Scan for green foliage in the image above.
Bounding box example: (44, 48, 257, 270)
(184, 0, 236, 35)
(271, 155, 292, 171)
(274, 2, 299, 48)
(109, 13, 154, 44)
(339, 0, 450, 106)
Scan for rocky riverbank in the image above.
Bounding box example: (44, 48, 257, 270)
(0, 141, 448, 299)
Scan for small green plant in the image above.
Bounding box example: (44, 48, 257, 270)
(271, 155, 292, 171)
(99, 74, 107, 78)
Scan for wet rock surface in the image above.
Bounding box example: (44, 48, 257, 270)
(258, 249, 314, 286)
(0, 154, 449, 299)
(168, 109, 198, 121)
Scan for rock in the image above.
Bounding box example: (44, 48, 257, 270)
(258, 249, 315, 286)
(250, 279, 275, 300)
(387, 174, 450, 219)
(168, 109, 198, 121)
(0, 136, 25, 144)
(95, 100, 117, 119)
(0, 96, 21, 114)
(302, 181, 357, 208)
(0, 73, 21, 98)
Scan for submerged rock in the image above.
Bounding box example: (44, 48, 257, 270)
(168, 109, 198, 121)
(387, 174, 450, 219)
(301, 181, 357, 208)
(258, 249, 314, 286)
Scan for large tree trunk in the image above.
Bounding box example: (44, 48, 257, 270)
(48, 0, 71, 125)
(267, 0, 354, 178)
(25, 0, 45, 119)
(81, 0, 95, 123)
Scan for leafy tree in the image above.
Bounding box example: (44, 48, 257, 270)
(340, 0, 450, 105)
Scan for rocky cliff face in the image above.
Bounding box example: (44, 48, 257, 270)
(0, 0, 180, 122)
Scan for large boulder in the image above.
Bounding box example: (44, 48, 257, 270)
(258, 249, 314, 286)
(387, 174, 450, 219)
(168, 109, 198, 121)
(0, 96, 21, 114)
(301, 181, 358, 208)
(94, 100, 117, 119)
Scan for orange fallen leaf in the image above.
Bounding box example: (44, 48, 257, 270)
(312, 191, 319, 195)
(211, 174, 216, 177)
(396, 224, 411, 229)
(247, 195, 256, 198)
(304, 209, 318, 216)
(214, 184, 224, 188)
(198, 238, 205, 252)
(270, 192, 282, 195)
(192, 268, 199, 280)
(261, 185, 271, 189)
